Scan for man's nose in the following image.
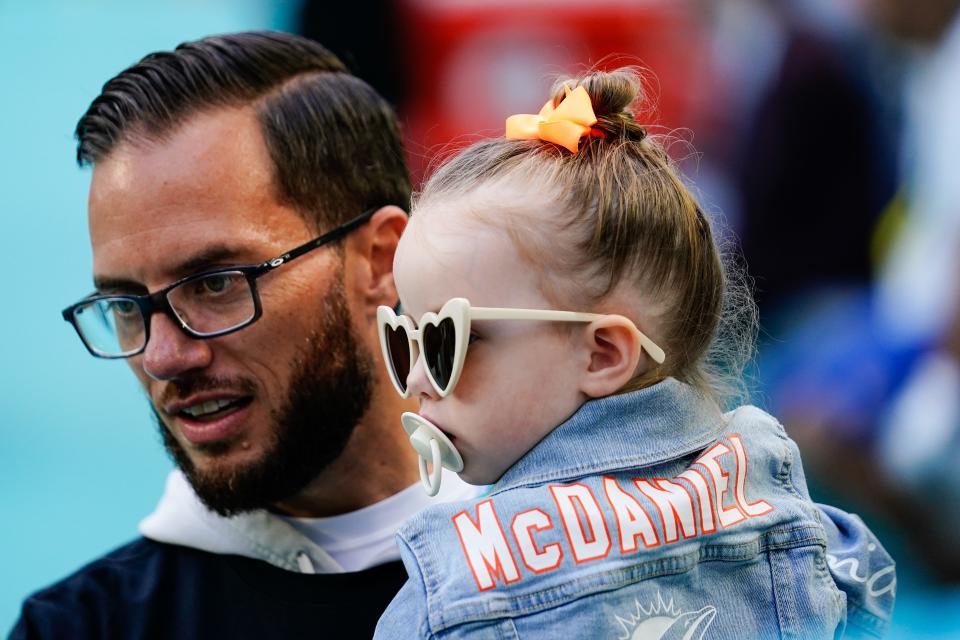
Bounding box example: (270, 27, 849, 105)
(405, 352, 441, 400)
(141, 313, 213, 381)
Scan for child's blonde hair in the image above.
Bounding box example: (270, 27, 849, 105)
(416, 68, 757, 408)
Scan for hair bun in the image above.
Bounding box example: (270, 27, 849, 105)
(551, 68, 648, 142)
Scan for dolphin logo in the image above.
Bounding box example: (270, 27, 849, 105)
(629, 605, 717, 640)
(615, 593, 718, 640)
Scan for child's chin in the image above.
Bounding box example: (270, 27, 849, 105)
(458, 466, 502, 487)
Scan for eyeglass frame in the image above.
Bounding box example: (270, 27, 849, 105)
(62, 207, 378, 359)
(377, 297, 666, 399)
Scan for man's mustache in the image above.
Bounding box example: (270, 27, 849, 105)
(157, 374, 258, 409)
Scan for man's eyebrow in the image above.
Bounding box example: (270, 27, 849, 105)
(176, 245, 259, 275)
(93, 245, 259, 293)
(93, 276, 145, 294)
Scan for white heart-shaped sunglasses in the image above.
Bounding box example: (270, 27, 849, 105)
(377, 297, 666, 399)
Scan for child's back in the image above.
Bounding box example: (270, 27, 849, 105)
(379, 380, 894, 638)
(374, 69, 895, 638)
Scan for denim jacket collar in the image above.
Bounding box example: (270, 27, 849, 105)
(493, 377, 726, 493)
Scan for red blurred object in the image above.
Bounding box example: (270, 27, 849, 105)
(395, 0, 710, 183)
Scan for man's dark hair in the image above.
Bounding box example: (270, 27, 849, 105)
(75, 31, 411, 229)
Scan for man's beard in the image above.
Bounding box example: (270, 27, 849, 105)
(153, 276, 374, 516)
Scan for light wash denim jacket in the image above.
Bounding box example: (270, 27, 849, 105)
(375, 378, 896, 639)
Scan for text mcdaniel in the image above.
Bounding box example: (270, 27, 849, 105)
(452, 434, 775, 591)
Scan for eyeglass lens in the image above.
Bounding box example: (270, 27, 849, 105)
(73, 271, 256, 356)
(165, 272, 255, 335)
(72, 297, 146, 357)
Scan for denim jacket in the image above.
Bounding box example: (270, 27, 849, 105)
(375, 378, 896, 639)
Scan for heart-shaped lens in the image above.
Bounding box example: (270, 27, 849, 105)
(423, 317, 456, 392)
(385, 324, 411, 392)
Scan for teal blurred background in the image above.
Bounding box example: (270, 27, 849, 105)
(0, 1, 292, 632)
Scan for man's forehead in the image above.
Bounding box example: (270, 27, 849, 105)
(89, 108, 276, 223)
(87, 107, 307, 289)
(93, 225, 291, 295)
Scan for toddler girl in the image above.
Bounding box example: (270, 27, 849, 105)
(374, 69, 895, 639)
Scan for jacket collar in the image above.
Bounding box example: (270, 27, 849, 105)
(493, 378, 726, 493)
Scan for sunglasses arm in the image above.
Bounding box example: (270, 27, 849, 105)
(469, 307, 601, 322)
(469, 307, 666, 364)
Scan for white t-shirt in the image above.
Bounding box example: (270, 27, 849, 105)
(277, 475, 481, 572)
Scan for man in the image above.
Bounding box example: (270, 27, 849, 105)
(12, 31, 474, 639)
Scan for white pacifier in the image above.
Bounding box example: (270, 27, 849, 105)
(401, 412, 464, 496)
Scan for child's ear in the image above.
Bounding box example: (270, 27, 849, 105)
(578, 315, 646, 398)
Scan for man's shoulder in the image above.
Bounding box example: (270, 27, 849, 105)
(12, 537, 410, 639)
(22, 537, 181, 601)
(12, 538, 190, 638)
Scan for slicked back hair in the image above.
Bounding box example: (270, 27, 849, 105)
(75, 31, 411, 230)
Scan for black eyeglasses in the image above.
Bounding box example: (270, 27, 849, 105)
(62, 208, 377, 359)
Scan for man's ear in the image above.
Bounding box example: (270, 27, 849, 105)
(344, 205, 408, 312)
(578, 315, 647, 398)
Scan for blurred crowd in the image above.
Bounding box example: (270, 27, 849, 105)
(298, 0, 960, 596)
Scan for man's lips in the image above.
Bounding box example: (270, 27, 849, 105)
(162, 393, 254, 445)
(163, 391, 250, 416)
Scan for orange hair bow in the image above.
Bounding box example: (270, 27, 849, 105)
(505, 84, 598, 153)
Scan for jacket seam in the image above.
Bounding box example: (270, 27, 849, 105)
(769, 546, 798, 640)
(772, 422, 806, 501)
(426, 526, 826, 630)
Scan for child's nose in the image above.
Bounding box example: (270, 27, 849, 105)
(405, 352, 440, 400)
